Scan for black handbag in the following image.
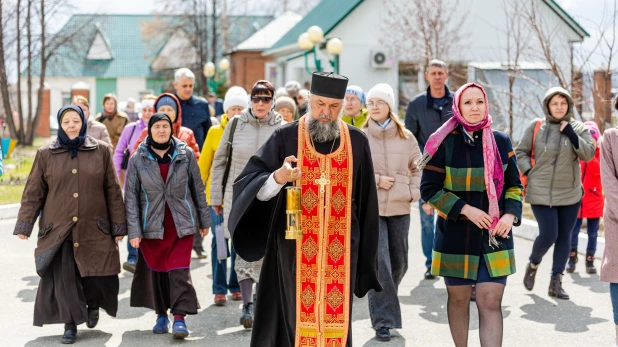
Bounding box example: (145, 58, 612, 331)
(221, 117, 239, 199)
(120, 125, 137, 170)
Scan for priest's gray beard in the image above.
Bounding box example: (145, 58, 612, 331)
(306, 104, 341, 143)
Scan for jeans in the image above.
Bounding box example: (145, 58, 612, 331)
(610, 283, 618, 325)
(368, 214, 410, 329)
(210, 206, 239, 295)
(419, 201, 435, 268)
(529, 203, 581, 276)
(127, 241, 137, 264)
(570, 218, 599, 254)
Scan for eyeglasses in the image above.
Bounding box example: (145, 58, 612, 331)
(251, 96, 273, 104)
(367, 100, 388, 109)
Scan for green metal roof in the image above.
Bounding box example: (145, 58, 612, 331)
(269, 0, 364, 51)
(543, 0, 590, 38)
(30, 14, 273, 78)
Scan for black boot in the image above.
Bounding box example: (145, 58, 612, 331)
(523, 262, 538, 291)
(240, 303, 254, 329)
(86, 307, 99, 329)
(424, 267, 436, 280)
(548, 273, 570, 300)
(566, 250, 578, 273)
(61, 323, 77, 344)
(586, 253, 597, 274)
(375, 327, 391, 342)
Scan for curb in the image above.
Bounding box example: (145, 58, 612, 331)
(513, 218, 604, 260)
(0, 203, 20, 220)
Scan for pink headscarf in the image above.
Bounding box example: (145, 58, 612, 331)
(419, 83, 504, 234)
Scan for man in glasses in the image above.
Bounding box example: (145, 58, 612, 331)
(229, 72, 381, 347)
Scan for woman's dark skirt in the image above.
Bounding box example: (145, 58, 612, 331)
(130, 251, 199, 315)
(33, 238, 119, 326)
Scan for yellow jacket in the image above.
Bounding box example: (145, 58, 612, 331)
(198, 113, 229, 205)
(342, 108, 369, 128)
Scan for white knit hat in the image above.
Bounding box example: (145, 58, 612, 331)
(223, 86, 248, 113)
(366, 83, 395, 112)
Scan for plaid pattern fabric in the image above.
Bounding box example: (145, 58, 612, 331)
(421, 127, 523, 279)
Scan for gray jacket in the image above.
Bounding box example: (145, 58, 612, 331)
(404, 86, 454, 151)
(125, 137, 210, 240)
(210, 108, 282, 236)
(515, 87, 595, 206)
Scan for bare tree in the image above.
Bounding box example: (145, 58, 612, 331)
(0, 0, 15, 138)
(15, 0, 23, 140)
(211, 0, 217, 63)
(380, 0, 468, 71)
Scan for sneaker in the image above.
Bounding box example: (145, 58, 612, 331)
(375, 327, 390, 342)
(153, 315, 170, 334)
(194, 248, 208, 259)
(123, 261, 136, 273)
(240, 303, 254, 329)
(214, 294, 227, 306)
(172, 320, 189, 339)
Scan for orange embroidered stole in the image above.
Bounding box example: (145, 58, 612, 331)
(295, 117, 353, 347)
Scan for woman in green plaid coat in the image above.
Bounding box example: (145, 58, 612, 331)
(420, 83, 523, 346)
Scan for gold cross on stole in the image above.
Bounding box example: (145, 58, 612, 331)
(315, 173, 330, 194)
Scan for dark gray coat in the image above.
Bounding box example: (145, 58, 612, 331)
(404, 86, 454, 151)
(124, 137, 210, 240)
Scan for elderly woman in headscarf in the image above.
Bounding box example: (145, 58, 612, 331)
(209, 79, 282, 329)
(420, 83, 523, 347)
(133, 93, 200, 160)
(125, 112, 210, 340)
(14, 105, 126, 344)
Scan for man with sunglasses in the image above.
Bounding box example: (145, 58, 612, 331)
(229, 72, 381, 347)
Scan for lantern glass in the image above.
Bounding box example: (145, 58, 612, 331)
(298, 33, 314, 51)
(326, 38, 343, 55)
(307, 26, 324, 43)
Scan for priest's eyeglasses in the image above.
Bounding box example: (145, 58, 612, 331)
(367, 100, 388, 109)
(251, 96, 273, 104)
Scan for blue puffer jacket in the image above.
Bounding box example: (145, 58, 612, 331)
(124, 137, 210, 240)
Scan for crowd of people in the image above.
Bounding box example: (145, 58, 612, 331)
(8, 60, 618, 347)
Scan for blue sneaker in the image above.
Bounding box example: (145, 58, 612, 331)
(172, 320, 189, 339)
(153, 315, 170, 334)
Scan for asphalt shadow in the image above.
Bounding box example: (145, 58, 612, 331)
(361, 331, 406, 347)
(16, 276, 40, 303)
(25, 330, 111, 346)
(569, 272, 609, 294)
(400, 279, 449, 325)
(520, 294, 607, 332)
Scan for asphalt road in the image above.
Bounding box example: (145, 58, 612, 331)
(0, 209, 614, 346)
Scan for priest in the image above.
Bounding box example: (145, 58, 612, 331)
(228, 72, 382, 347)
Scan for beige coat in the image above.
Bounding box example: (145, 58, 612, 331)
(87, 117, 111, 145)
(601, 128, 618, 283)
(210, 109, 282, 235)
(363, 119, 422, 216)
(95, 111, 130, 149)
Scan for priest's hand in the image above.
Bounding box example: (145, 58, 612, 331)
(200, 228, 209, 237)
(115, 236, 124, 242)
(492, 213, 515, 238)
(377, 175, 395, 190)
(461, 204, 492, 230)
(17, 234, 28, 240)
(212, 206, 223, 215)
(130, 238, 141, 249)
(274, 156, 301, 184)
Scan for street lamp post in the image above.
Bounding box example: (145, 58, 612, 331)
(297, 25, 343, 74)
(203, 58, 230, 94)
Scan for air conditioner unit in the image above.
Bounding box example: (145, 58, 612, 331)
(371, 50, 394, 69)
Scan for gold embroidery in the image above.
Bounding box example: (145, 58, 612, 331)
(301, 286, 316, 309)
(302, 188, 319, 212)
(328, 238, 345, 262)
(331, 189, 346, 214)
(302, 237, 319, 261)
(325, 287, 345, 310)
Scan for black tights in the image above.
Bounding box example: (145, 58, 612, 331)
(446, 283, 505, 347)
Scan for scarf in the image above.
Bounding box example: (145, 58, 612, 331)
(147, 112, 174, 160)
(57, 105, 87, 159)
(418, 83, 504, 237)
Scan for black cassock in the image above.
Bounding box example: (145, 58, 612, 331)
(228, 121, 382, 347)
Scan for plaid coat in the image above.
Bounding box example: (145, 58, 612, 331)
(420, 127, 523, 280)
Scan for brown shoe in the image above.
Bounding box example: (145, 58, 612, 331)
(231, 291, 242, 301)
(548, 273, 570, 300)
(523, 262, 538, 291)
(214, 294, 227, 306)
